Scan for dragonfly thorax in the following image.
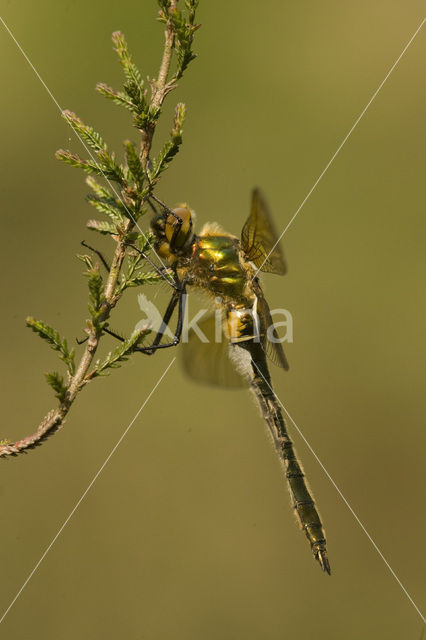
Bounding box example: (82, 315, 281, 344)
(189, 232, 253, 301)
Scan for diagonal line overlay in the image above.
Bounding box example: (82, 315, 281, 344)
(254, 17, 425, 277)
(0, 358, 176, 625)
(251, 359, 426, 624)
(0, 15, 172, 278)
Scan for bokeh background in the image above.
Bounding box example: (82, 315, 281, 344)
(0, 1, 425, 638)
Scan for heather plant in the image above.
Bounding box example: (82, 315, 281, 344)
(0, 0, 200, 456)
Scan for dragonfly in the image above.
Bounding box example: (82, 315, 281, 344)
(122, 188, 330, 574)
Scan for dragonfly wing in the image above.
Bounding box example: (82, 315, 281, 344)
(180, 314, 249, 389)
(241, 188, 287, 275)
(257, 293, 289, 370)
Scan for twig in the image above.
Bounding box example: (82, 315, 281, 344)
(1, 1, 199, 457)
(140, 0, 177, 168)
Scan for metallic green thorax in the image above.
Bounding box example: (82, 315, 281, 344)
(188, 234, 249, 300)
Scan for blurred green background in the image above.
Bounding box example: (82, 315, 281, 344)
(1, 1, 425, 638)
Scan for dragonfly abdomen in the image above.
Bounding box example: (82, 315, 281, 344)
(278, 434, 328, 564)
(242, 341, 330, 574)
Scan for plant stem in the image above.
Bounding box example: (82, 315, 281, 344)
(140, 0, 177, 168)
(0, 11, 179, 457)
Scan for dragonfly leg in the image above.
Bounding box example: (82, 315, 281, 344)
(149, 194, 179, 218)
(81, 240, 111, 272)
(134, 282, 187, 355)
(103, 327, 125, 341)
(103, 283, 187, 355)
(147, 197, 160, 216)
(124, 242, 178, 290)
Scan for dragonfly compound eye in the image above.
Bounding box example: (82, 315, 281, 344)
(165, 206, 194, 251)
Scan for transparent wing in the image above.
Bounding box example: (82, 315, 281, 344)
(257, 293, 289, 370)
(241, 188, 287, 275)
(180, 314, 249, 389)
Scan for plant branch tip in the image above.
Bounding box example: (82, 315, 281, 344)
(10, 3, 200, 454)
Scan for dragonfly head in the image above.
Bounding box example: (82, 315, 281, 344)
(164, 205, 195, 255)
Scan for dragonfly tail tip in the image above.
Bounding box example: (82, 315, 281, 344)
(316, 549, 331, 575)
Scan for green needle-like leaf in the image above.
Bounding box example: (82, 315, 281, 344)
(26, 317, 75, 374)
(96, 83, 135, 111)
(86, 219, 119, 235)
(85, 267, 105, 327)
(45, 372, 67, 402)
(92, 328, 150, 377)
(124, 140, 145, 188)
(112, 31, 144, 88)
(62, 110, 107, 153)
(86, 194, 126, 225)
